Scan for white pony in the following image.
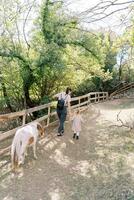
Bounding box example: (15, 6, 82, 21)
(11, 122, 45, 171)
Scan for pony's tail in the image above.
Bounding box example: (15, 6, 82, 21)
(11, 144, 17, 171)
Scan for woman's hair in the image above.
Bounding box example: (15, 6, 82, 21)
(66, 87, 72, 94)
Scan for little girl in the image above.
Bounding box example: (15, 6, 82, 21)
(72, 110, 83, 140)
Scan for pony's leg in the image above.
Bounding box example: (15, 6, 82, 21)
(32, 143, 37, 159)
(18, 143, 27, 165)
(11, 157, 15, 171)
(25, 147, 28, 156)
(18, 154, 25, 165)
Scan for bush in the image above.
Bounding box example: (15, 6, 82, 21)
(74, 79, 97, 96)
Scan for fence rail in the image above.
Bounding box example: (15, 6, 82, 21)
(0, 92, 108, 156)
(110, 82, 134, 98)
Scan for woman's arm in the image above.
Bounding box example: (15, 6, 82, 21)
(53, 93, 59, 100)
(67, 96, 72, 120)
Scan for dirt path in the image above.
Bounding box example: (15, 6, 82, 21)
(1, 99, 134, 200)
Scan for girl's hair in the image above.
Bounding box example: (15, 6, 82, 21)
(66, 87, 72, 94)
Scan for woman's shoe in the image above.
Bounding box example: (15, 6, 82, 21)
(73, 133, 76, 139)
(57, 133, 62, 136)
(61, 130, 64, 135)
(57, 130, 64, 136)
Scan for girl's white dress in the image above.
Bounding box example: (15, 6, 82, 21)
(72, 114, 83, 133)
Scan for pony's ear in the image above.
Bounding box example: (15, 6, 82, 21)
(37, 123, 42, 131)
(37, 123, 45, 137)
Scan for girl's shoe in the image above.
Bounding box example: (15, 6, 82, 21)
(73, 133, 76, 139)
(76, 136, 79, 140)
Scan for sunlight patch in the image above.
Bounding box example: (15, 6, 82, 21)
(49, 188, 60, 200)
(96, 148, 105, 158)
(39, 137, 50, 145)
(44, 140, 57, 151)
(60, 143, 66, 149)
(0, 162, 11, 184)
(49, 149, 70, 167)
(68, 139, 75, 144)
(126, 153, 134, 169)
(3, 195, 13, 200)
(0, 160, 7, 168)
(72, 160, 92, 178)
(98, 132, 109, 140)
(17, 169, 24, 179)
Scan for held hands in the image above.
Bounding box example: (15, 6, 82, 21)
(68, 112, 72, 121)
(69, 111, 74, 121)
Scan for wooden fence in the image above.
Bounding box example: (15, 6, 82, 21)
(110, 82, 134, 98)
(0, 92, 108, 156)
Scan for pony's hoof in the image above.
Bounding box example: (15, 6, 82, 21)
(34, 155, 37, 160)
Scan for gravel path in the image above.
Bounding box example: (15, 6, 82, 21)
(1, 99, 134, 200)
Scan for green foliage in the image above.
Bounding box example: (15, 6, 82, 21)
(0, 0, 128, 112)
(103, 33, 117, 73)
(74, 79, 96, 96)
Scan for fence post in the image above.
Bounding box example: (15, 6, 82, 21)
(103, 92, 105, 101)
(106, 92, 108, 100)
(88, 94, 91, 104)
(98, 93, 100, 102)
(47, 104, 51, 126)
(95, 93, 97, 103)
(22, 111, 26, 125)
(79, 98, 80, 110)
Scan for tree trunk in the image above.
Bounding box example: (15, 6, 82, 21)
(1, 81, 14, 112)
(119, 65, 122, 81)
(23, 84, 35, 108)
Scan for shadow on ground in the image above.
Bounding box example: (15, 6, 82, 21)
(1, 100, 134, 200)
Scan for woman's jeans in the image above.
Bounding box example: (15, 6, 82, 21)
(57, 107, 67, 134)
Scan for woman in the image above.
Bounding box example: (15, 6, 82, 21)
(56, 87, 72, 136)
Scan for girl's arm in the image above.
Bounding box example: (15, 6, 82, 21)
(80, 115, 84, 123)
